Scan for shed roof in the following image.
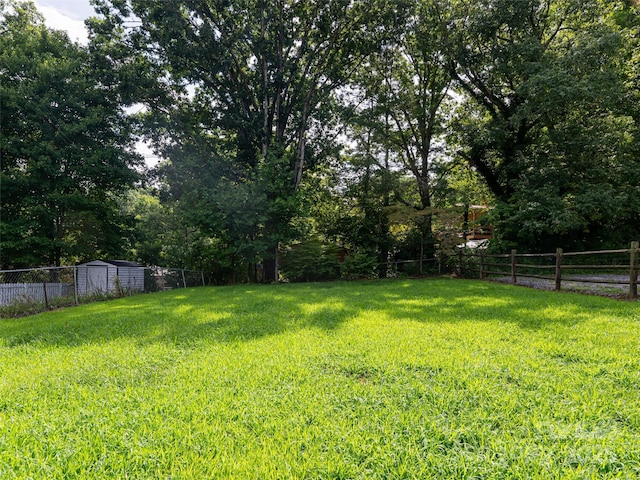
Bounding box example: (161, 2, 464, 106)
(104, 260, 143, 267)
(78, 260, 143, 268)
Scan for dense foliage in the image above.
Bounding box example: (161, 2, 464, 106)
(2, 0, 639, 278)
(0, 0, 141, 268)
(88, 0, 405, 280)
(442, 0, 640, 251)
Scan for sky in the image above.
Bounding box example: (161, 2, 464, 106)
(33, 0, 159, 166)
(33, 0, 95, 44)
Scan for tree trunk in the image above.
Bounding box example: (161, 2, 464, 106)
(262, 244, 279, 283)
(419, 229, 424, 276)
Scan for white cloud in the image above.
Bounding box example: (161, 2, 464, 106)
(34, 0, 96, 20)
(34, 1, 92, 44)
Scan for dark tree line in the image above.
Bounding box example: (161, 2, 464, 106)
(2, 0, 639, 280)
(0, 1, 141, 269)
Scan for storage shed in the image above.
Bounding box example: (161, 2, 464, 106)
(76, 260, 144, 296)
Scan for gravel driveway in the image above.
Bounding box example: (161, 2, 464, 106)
(492, 274, 634, 299)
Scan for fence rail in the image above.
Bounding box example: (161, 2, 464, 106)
(0, 265, 207, 317)
(457, 241, 639, 299)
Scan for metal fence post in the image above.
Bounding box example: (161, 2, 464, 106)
(73, 266, 79, 305)
(42, 281, 49, 308)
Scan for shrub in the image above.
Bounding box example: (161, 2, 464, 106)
(340, 250, 378, 280)
(279, 239, 341, 282)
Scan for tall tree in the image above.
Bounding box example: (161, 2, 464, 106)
(0, 0, 141, 268)
(349, 0, 453, 266)
(440, 0, 640, 250)
(331, 121, 396, 277)
(89, 0, 401, 281)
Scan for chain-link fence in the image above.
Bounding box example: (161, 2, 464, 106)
(0, 265, 206, 317)
(382, 258, 442, 277)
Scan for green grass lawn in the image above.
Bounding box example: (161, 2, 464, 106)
(1, 278, 639, 479)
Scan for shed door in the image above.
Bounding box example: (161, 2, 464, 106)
(88, 266, 108, 293)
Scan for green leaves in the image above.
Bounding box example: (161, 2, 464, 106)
(443, 0, 640, 250)
(0, 0, 141, 267)
(89, 0, 394, 276)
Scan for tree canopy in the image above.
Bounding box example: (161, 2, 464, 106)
(88, 0, 405, 279)
(0, 0, 141, 268)
(441, 0, 640, 250)
(2, 0, 639, 277)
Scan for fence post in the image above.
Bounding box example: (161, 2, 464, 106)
(42, 281, 49, 308)
(201, 271, 205, 287)
(629, 241, 638, 299)
(182, 269, 187, 289)
(479, 251, 485, 280)
(419, 231, 424, 277)
(555, 248, 563, 291)
(457, 248, 463, 276)
(510, 250, 517, 284)
(73, 266, 79, 305)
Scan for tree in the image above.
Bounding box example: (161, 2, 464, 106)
(89, 0, 401, 281)
(329, 141, 396, 278)
(440, 0, 640, 250)
(432, 161, 494, 254)
(0, 0, 141, 268)
(347, 0, 453, 270)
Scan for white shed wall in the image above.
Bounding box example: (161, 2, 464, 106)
(114, 266, 144, 292)
(77, 262, 116, 296)
(76, 261, 144, 296)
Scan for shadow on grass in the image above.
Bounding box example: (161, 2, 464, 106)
(0, 278, 633, 348)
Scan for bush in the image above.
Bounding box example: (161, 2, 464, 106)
(279, 239, 341, 282)
(340, 250, 378, 280)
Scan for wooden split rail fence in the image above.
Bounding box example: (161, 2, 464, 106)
(457, 241, 639, 299)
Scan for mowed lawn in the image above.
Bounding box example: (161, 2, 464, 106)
(0, 279, 639, 479)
